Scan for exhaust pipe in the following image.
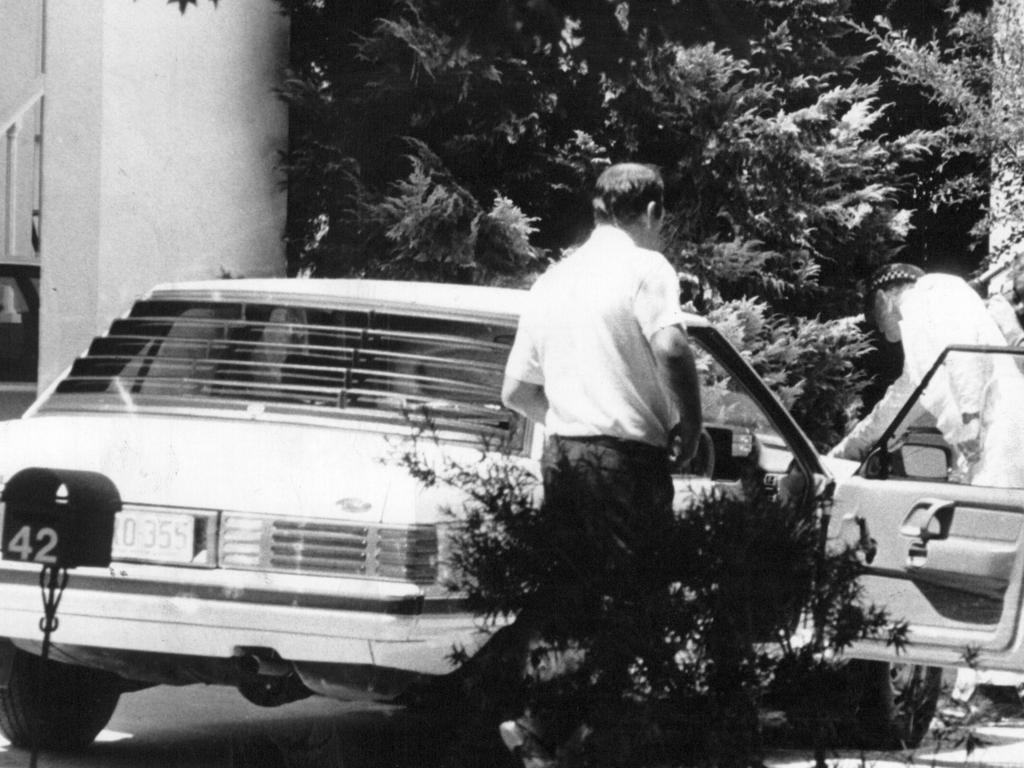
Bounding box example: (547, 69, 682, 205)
(235, 651, 291, 678)
(233, 649, 312, 707)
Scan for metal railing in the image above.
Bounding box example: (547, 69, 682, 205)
(1, 75, 44, 261)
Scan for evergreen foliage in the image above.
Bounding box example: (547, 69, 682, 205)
(268, 0, 1012, 441)
(275, 2, 917, 305)
(865, 1, 1023, 267)
(708, 301, 873, 449)
(273, 0, 981, 439)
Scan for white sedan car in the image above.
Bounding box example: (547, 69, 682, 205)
(0, 278, 971, 751)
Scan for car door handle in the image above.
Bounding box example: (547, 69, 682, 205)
(899, 498, 955, 543)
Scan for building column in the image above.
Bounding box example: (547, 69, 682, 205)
(38, 0, 105, 388)
(39, 0, 289, 389)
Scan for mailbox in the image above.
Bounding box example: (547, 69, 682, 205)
(1, 468, 120, 569)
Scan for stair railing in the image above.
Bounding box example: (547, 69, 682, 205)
(2, 76, 44, 261)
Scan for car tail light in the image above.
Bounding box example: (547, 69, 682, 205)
(219, 514, 440, 584)
(376, 526, 438, 582)
(219, 515, 267, 569)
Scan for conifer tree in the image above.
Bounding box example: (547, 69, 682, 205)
(270, 0, 994, 444)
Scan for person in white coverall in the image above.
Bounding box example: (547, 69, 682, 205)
(830, 263, 1024, 489)
(830, 262, 1024, 714)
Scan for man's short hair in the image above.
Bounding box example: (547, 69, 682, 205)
(593, 163, 664, 225)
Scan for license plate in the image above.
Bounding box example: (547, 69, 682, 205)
(112, 510, 195, 564)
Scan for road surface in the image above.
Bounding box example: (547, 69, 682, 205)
(2, 684, 1024, 767)
(0, 684, 469, 768)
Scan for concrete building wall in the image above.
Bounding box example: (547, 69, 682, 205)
(39, 0, 289, 388)
(41, 3, 105, 394)
(0, 1, 44, 103)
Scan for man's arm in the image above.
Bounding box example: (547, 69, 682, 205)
(987, 293, 1024, 346)
(650, 325, 702, 460)
(502, 377, 549, 425)
(828, 373, 920, 461)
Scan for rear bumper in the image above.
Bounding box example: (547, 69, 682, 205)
(0, 561, 483, 681)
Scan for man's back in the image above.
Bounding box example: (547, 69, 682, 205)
(513, 225, 683, 446)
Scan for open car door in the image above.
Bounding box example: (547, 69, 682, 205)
(830, 345, 1024, 672)
(673, 325, 830, 514)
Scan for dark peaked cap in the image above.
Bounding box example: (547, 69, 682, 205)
(866, 263, 925, 297)
(862, 263, 925, 324)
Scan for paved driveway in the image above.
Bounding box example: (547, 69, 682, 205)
(2, 683, 1023, 767)
(767, 722, 1024, 768)
(0, 685, 459, 768)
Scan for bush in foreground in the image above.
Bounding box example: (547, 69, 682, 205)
(397, 437, 906, 767)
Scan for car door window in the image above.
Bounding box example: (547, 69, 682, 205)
(674, 335, 802, 503)
(875, 347, 1024, 489)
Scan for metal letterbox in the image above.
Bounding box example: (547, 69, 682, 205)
(1, 468, 120, 569)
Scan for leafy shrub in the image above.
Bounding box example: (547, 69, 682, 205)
(397, 434, 904, 767)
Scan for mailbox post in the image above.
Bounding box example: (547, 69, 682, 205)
(1, 467, 120, 766)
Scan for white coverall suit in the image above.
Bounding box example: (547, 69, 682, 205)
(831, 273, 1024, 489)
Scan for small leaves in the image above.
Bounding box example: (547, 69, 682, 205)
(865, 4, 1024, 258)
(708, 300, 872, 449)
(166, 0, 217, 14)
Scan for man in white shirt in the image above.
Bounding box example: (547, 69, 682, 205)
(499, 163, 703, 766)
(503, 162, 702, 542)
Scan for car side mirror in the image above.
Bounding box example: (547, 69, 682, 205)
(899, 444, 951, 481)
(862, 443, 951, 481)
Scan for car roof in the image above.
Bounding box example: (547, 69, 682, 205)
(144, 277, 709, 328)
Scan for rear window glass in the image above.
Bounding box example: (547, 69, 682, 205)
(44, 299, 521, 448)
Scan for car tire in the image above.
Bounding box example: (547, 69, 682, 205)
(851, 660, 942, 749)
(0, 649, 122, 751)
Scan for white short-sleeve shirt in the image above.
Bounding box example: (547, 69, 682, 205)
(504, 225, 687, 447)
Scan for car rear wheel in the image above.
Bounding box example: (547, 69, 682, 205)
(0, 649, 122, 751)
(852, 660, 942, 749)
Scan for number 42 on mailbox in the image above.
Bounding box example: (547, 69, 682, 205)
(1, 467, 120, 569)
(0, 469, 120, 768)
